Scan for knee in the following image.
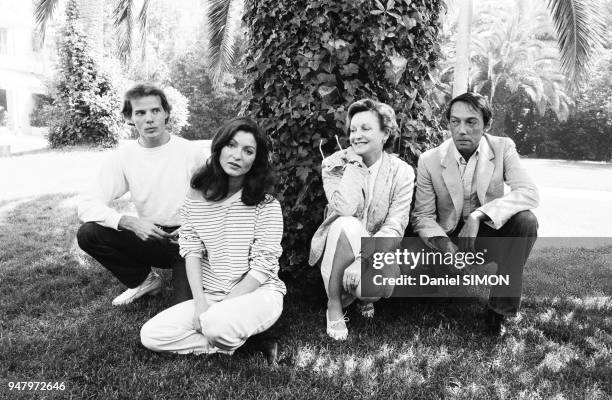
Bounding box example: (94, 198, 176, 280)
(140, 320, 163, 352)
(76, 222, 101, 250)
(330, 216, 363, 241)
(200, 313, 234, 350)
(511, 211, 539, 235)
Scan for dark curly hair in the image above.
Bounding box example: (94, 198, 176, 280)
(191, 117, 274, 206)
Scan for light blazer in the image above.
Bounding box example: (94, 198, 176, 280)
(412, 134, 539, 240)
(309, 150, 415, 266)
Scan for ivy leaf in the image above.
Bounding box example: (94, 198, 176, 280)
(385, 54, 408, 85)
(296, 167, 309, 182)
(298, 67, 311, 79)
(341, 63, 359, 76)
(403, 16, 417, 30)
(317, 85, 339, 104)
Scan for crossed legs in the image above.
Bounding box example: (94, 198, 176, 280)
(140, 288, 283, 355)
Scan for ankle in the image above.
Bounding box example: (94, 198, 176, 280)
(327, 299, 343, 318)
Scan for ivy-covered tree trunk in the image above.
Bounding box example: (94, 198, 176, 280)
(47, 0, 121, 148)
(242, 0, 444, 277)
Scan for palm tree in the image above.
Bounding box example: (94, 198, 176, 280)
(452, 0, 606, 95)
(469, 5, 572, 121)
(34, 0, 149, 62)
(35, 0, 105, 57)
(35, 0, 606, 93)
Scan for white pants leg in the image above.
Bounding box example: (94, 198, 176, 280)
(140, 288, 283, 355)
(320, 216, 369, 308)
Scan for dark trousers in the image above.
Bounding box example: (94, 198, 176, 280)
(76, 222, 192, 304)
(451, 210, 539, 316)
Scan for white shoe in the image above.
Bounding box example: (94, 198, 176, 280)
(326, 310, 349, 341)
(112, 271, 162, 306)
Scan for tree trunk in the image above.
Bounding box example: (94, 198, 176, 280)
(453, 0, 473, 97)
(77, 0, 104, 59)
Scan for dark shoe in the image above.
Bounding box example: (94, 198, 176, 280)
(242, 335, 279, 365)
(484, 308, 507, 337)
(259, 338, 279, 366)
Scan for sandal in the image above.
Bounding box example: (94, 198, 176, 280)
(326, 310, 349, 341)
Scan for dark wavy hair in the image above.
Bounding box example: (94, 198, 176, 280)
(121, 83, 172, 124)
(445, 92, 492, 127)
(191, 117, 274, 206)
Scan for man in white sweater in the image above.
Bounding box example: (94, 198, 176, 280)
(77, 84, 207, 306)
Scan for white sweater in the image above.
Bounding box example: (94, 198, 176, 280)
(78, 136, 208, 229)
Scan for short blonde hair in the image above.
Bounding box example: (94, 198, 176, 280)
(346, 99, 399, 150)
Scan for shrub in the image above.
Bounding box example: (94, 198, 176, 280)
(46, 0, 122, 148)
(169, 48, 246, 140)
(242, 0, 444, 277)
(163, 86, 190, 136)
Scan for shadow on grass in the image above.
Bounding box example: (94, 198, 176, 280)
(1, 194, 610, 399)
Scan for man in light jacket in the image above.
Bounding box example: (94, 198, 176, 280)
(412, 92, 539, 337)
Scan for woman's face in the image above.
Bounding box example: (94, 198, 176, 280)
(349, 110, 388, 160)
(219, 130, 257, 178)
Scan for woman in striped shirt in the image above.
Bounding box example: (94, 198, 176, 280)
(141, 117, 285, 360)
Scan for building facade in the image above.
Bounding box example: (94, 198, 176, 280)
(0, 0, 53, 136)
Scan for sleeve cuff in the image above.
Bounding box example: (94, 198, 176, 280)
(247, 269, 269, 284)
(109, 213, 124, 231)
(183, 253, 202, 259)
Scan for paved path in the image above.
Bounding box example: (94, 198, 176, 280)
(1, 148, 610, 237)
(523, 159, 612, 237)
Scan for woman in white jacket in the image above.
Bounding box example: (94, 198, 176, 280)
(309, 99, 415, 340)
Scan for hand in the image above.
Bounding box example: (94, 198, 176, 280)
(118, 216, 171, 242)
(431, 236, 459, 255)
(342, 258, 361, 293)
(458, 211, 485, 252)
(192, 299, 209, 333)
(344, 146, 364, 165)
(168, 228, 180, 244)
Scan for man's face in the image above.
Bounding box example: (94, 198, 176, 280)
(448, 101, 487, 156)
(129, 95, 169, 146)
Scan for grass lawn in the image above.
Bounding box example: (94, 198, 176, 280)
(1, 150, 611, 399)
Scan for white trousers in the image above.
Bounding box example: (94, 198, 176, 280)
(320, 216, 369, 307)
(321, 216, 398, 306)
(140, 288, 283, 355)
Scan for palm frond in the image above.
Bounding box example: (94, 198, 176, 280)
(34, 0, 60, 43)
(113, 0, 134, 63)
(546, 0, 606, 91)
(208, 0, 243, 89)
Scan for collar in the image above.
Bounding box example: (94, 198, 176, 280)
(451, 135, 486, 164)
(368, 156, 382, 176)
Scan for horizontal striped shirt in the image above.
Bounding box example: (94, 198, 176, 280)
(179, 190, 286, 299)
